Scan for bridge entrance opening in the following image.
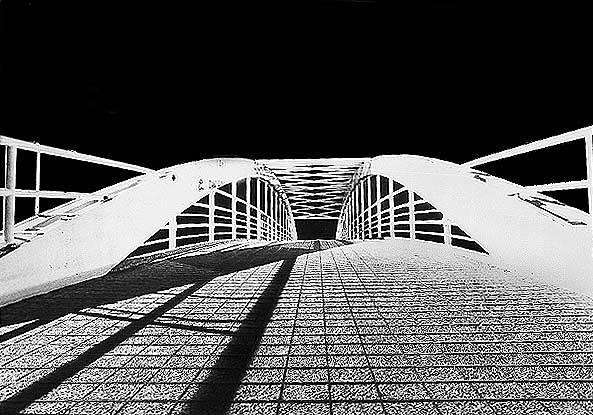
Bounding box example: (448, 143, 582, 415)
(295, 219, 338, 240)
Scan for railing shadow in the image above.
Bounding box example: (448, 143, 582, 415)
(0, 241, 327, 340)
(185, 256, 297, 414)
(0, 240, 342, 415)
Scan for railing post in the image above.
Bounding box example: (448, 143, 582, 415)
(408, 189, 416, 240)
(376, 175, 382, 237)
(444, 219, 452, 246)
(366, 177, 372, 239)
(168, 216, 177, 250)
(357, 183, 366, 241)
(257, 179, 262, 240)
(2, 146, 6, 232)
(585, 129, 593, 257)
(246, 178, 251, 240)
(4, 145, 17, 245)
(231, 181, 237, 240)
(209, 190, 215, 242)
(35, 150, 41, 215)
(389, 179, 395, 238)
(264, 182, 269, 240)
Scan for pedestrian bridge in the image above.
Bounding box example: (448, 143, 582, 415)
(1, 126, 593, 306)
(3, 127, 593, 414)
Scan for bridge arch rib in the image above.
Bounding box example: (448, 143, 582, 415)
(128, 163, 297, 259)
(336, 170, 487, 254)
(337, 155, 593, 296)
(0, 158, 296, 306)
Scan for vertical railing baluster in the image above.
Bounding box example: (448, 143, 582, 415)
(246, 178, 251, 240)
(231, 181, 237, 240)
(209, 190, 215, 242)
(2, 146, 6, 232)
(585, 128, 593, 257)
(257, 179, 262, 240)
(168, 216, 177, 250)
(376, 175, 381, 238)
(366, 177, 372, 239)
(35, 150, 41, 215)
(4, 145, 17, 245)
(409, 189, 415, 240)
(389, 179, 395, 238)
(444, 218, 452, 246)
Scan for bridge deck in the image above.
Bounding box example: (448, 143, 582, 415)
(1, 240, 593, 414)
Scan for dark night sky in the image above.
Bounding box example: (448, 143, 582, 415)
(1, 1, 592, 238)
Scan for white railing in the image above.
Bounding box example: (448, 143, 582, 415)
(1, 135, 154, 246)
(462, 125, 593, 252)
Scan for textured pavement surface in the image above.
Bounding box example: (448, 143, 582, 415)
(2, 239, 593, 414)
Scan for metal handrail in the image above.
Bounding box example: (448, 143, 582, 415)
(462, 125, 593, 255)
(0, 136, 153, 174)
(1, 135, 154, 245)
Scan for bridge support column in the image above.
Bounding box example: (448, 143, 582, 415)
(4, 145, 17, 245)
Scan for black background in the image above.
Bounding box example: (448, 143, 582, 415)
(1, 1, 592, 238)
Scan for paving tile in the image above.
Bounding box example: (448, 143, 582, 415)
(330, 383, 380, 401)
(227, 402, 278, 415)
(234, 383, 281, 401)
(282, 384, 329, 401)
(285, 368, 329, 383)
(384, 402, 440, 414)
(3, 240, 593, 414)
(117, 401, 177, 415)
(20, 401, 75, 414)
(436, 401, 497, 415)
(332, 402, 384, 415)
(278, 402, 331, 415)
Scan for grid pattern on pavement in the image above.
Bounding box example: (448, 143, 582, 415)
(1, 239, 593, 414)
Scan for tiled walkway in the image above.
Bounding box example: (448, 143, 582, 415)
(2, 240, 593, 414)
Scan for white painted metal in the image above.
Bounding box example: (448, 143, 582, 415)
(209, 191, 215, 242)
(0, 158, 297, 306)
(376, 175, 382, 235)
(0, 189, 91, 199)
(0, 135, 153, 174)
(231, 181, 237, 240)
(389, 179, 395, 238)
(585, 129, 593, 255)
(168, 216, 177, 250)
(462, 126, 592, 168)
(246, 178, 251, 239)
(257, 179, 262, 240)
(366, 177, 371, 239)
(525, 180, 588, 192)
(339, 155, 593, 297)
(35, 151, 41, 215)
(408, 188, 415, 240)
(4, 146, 17, 244)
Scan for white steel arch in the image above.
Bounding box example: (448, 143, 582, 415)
(338, 155, 593, 296)
(0, 158, 297, 306)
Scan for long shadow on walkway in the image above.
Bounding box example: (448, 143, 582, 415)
(0, 241, 341, 414)
(0, 242, 325, 342)
(186, 256, 297, 414)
